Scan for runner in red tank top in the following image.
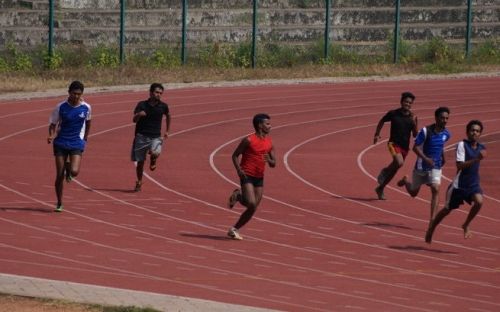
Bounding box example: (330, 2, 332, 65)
(227, 113, 276, 240)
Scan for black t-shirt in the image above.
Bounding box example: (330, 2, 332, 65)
(134, 100, 169, 138)
(381, 108, 415, 150)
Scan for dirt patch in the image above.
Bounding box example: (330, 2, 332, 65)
(0, 294, 100, 312)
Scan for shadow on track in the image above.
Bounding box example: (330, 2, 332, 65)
(0, 207, 52, 213)
(388, 245, 457, 254)
(362, 221, 413, 230)
(90, 188, 137, 194)
(180, 233, 230, 241)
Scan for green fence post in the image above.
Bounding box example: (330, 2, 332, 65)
(324, 0, 331, 60)
(465, 0, 473, 59)
(393, 0, 401, 64)
(251, 0, 258, 68)
(48, 0, 54, 58)
(119, 0, 125, 64)
(181, 0, 188, 65)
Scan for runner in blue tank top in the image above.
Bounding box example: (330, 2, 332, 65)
(425, 120, 487, 243)
(397, 107, 451, 225)
(48, 81, 92, 212)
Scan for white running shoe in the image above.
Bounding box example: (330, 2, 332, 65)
(227, 228, 243, 240)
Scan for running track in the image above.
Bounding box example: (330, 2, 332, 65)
(0, 77, 499, 312)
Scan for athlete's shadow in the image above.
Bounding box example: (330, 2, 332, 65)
(388, 245, 457, 254)
(90, 188, 137, 194)
(0, 207, 52, 213)
(180, 233, 230, 241)
(332, 195, 378, 202)
(362, 221, 412, 230)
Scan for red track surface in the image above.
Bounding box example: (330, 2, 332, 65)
(1, 77, 499, 311)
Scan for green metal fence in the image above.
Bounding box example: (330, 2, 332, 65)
(34, 0, 494, 67)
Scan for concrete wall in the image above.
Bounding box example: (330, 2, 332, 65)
(1, 0, 498, 53)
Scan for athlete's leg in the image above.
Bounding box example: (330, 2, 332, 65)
(381, 153, 404, 187)
(425, 207, 451, 243)
(132, 135, 150, 191)
(462, 193, 483, 239)
(135, 160, 145, 191)
(67, 154, 82, 178)
(376, 153, 404, 200)
(54, 155, 66, 208)
(149, 137, 163, 171)
(234, 183, 258, 229)
(397, 175, 421, 197)
(398, 170, 423, 197)
(254, 185, 264, 208)
(429, 183, 440, 223)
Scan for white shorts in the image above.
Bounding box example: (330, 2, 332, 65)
(411, 168, 442, 188)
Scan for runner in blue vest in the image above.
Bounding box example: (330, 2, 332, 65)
(48, 81, 92, 212)
(425, 120, 487, 243)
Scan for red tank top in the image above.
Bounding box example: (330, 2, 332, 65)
(240, 133, 273, 178)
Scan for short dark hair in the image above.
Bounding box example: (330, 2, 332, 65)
(68, 80, 84, 92)
(401, 92, 415, 102)
(434, 106, 450, 117)
(149, 83, 164, 93)
(466, 119, 483, 133)
(252, 113, 270, 131)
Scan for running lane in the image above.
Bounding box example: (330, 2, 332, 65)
(1, 77, 499, 311)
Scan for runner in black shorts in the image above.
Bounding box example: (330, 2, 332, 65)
(425, 120, 487, 243)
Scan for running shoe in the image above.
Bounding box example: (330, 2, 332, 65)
(375, 186, 386, 200)
(54, 204, 63, 212)
(65, 170, 73, 183)
(227, 228, 243, 240)
(228, 189, 240, 209)
(134, 181, 142, 192)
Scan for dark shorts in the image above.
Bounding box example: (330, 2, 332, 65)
(53, 144, 83, 157)
(446, 185, 482, 210)
(131, 133, 163, 162)
(388, 142, 409, 159)
(240, 175, 264, 187)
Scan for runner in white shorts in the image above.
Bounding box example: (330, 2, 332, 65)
(397, 107, 451, 225)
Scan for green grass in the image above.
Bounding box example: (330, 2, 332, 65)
(0, 39, 498, 94)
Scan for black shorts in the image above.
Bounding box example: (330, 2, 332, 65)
(446, 185, 482, 210)
(240, 175, 264, 187)
(53, 144, 83, 157)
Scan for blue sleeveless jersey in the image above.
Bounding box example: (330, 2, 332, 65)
(452, 140, 485, 190)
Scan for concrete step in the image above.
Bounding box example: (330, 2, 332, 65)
(58, 0, 498, 10)
(18, 0, 49, 10)
(4, 0, 496, 10)
(1, 1, 497, 54)
(3, 22, 496, 48)
(0, 10, 49, 27)
(2, 6, 496, 28)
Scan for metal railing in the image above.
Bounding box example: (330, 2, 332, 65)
(43, 0, 480, 67)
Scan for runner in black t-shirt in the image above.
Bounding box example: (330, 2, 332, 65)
(131, 83, 171, 191)
(373, 92, 418, 200)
